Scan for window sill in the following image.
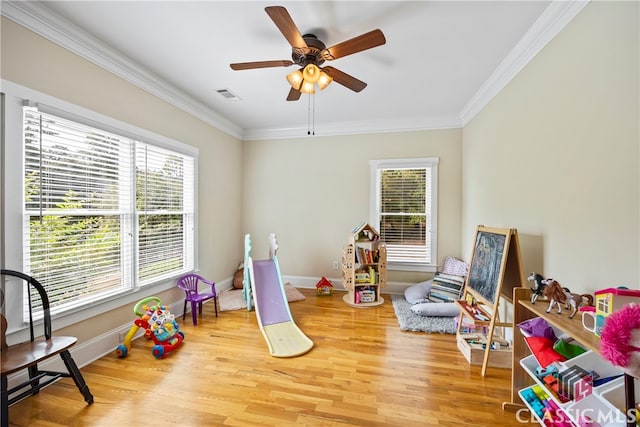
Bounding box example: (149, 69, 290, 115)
(6, 276, 181, 343)
(386, 263, 438, 273)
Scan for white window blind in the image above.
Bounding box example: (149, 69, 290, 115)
(23, 106, 195, 315)
(136, 143, 194, 284)
(370, 158, 438, 269)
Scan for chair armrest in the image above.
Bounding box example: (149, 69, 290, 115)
(201, 278, 216, 294)
(200, 277, 215, 286)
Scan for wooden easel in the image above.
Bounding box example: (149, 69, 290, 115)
(455, 226, 525, 376)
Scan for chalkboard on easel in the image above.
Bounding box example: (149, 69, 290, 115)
(465, 225, 524, 309)
(467, 227, 509, 307)
(457, 225, 525, 376)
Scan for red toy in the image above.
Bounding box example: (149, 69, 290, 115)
(316, 277, 334, 296)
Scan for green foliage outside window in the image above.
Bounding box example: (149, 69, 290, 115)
(23, 108, 194, 313)
(379, 168, 427, 246)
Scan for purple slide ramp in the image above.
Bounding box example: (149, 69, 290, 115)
(252, 259, 290, 326)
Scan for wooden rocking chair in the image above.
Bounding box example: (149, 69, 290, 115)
(1, 269, 94, 427)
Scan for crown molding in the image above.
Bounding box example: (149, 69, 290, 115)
(2, 0, 588, 140)
(459, 0, 590, 125)
(1, 0, 244, 140)
(243, 115, 463, 141)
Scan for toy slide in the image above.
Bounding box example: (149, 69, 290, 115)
(244, 233, 313, 357)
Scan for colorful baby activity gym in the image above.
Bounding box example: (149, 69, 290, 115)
(116, 296, 184, 359)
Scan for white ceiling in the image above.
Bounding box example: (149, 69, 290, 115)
(3, 1, 587, 140)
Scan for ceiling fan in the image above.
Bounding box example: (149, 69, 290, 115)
(230, 6, 386, 101)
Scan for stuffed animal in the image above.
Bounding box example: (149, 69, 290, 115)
(600, 303, 640, 379)
(233, 262, 244, 289)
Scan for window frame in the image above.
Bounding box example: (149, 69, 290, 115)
(1, 80, 198, 336)
(369, 157, 438, 273)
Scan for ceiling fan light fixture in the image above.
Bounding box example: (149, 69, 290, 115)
(300, 81, 316, 94)
(230, 6, 386, 102)
(286, 69, 303, 90)
(302, 64, 321, 84)
(317, 71, 333, 90)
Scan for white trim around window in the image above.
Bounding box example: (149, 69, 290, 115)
(1, 79, 199, 336)
(370, 157, 438, 273)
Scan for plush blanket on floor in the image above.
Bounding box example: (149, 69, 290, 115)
(218, 283, 305, 311)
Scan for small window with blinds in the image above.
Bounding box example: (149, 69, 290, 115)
(23, 106, 195, 316)
(370, 158, 438, 271)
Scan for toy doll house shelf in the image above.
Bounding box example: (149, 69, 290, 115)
(341, 222, 387, 308)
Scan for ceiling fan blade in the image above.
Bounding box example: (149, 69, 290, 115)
(287, 87, 302, 101)
(321, 29, 386, 61)
(265, 6, 308, 50)
(322, 66, 367, 92)
(230, 60, 294, 70)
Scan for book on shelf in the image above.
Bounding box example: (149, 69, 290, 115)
(355, 247, 379, 264)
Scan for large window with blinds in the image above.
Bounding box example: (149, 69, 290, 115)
(370, 158, 438, 271)
(23, 106, 195, 315)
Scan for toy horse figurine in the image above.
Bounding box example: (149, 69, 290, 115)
(543, 280, 594, 319)
(527, 272, 549, 304)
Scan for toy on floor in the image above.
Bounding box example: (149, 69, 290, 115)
(316, 277, 334, 296)
(116, 296, 184, 359)
(243, 233, 313, 357)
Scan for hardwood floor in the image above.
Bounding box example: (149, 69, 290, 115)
(7, 289, 528, 426)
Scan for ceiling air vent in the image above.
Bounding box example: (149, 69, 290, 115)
(216, 89, 241, 101)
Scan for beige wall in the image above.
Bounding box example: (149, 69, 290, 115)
(461, 2, 639, 294)
(1, 0, 637, 345)
(1, 17, 243, 342)
(242, 129, 463, 284)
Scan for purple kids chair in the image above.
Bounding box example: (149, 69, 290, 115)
(177, 274, 218, 325)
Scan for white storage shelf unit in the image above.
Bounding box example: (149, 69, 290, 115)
(519, 351, 630, 426)
(506, 288, 638, 427)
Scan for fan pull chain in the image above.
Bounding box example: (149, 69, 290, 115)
(306, 93, 316, 136)
(312, 93, 315, 136)
(307, 94, 311, 135)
